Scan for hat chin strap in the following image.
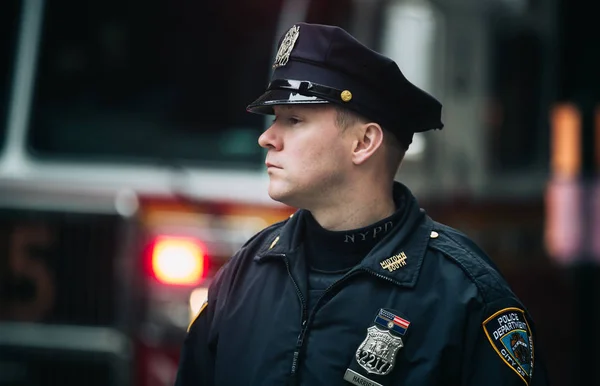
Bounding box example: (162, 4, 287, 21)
(268, 79, 345, 103)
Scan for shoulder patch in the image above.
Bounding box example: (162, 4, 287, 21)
(483, 307, 534, 384)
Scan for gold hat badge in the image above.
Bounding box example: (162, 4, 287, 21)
(273, 25, 300, 68)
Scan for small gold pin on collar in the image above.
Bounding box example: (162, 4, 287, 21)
(269, 236, 280, 250)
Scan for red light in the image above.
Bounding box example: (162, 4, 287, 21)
(151, 236, 205, 285)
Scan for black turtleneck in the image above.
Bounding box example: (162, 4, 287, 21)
(303, 194, 406, 313)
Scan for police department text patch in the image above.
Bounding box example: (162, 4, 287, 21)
(483, 307, 534, 384)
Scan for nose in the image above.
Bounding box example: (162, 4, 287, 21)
(258, 123, 282, 151)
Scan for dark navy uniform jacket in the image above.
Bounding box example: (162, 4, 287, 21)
(174, 183, 549, 386)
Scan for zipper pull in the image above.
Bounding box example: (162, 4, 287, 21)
(291, 319, 307, 371)
(297, 319, 307, 346)
(288, 318, 307, 384)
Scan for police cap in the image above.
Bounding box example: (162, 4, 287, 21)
(247, 22, 444, 147)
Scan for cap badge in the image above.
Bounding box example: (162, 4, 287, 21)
(273, 25, 300, 68)
(341, 90, 353, 102)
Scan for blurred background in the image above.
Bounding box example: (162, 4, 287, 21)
(0, 0, 598, 385)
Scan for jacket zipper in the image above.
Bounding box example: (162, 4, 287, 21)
(308, 267, 403, 317)
(360, 267, 404, 286)
(266, 252, 402, 385)
(282, 255, 307, 386)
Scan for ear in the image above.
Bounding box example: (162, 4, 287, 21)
(351, 122, 384, 165)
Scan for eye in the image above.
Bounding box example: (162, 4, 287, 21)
(272, 115, 301, 126)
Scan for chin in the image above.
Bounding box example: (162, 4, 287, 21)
(267, 183, 298, 207)
(267, 188, 291, 204)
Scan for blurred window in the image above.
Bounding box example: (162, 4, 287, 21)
(27, 0, 284, 169)
(486, 11, 551, 173)
(0, 0, 22, 152)
(305, 0, 355, 28)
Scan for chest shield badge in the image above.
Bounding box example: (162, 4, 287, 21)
(355, 326, 403, 375)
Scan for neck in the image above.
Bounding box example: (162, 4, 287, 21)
(309, 181, 396, 231)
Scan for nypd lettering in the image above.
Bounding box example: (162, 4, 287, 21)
(344, 221, 393, 243)
(355, 326, 403, 375)
(483, 307, 534, 385)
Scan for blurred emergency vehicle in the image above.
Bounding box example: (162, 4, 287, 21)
(0, 1, 297, 385)
(0, 0, 568, 385)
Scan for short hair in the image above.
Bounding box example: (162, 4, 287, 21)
(334, 106, 406, 178)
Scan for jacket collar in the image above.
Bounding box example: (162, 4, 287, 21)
(255, 182, 433, 288)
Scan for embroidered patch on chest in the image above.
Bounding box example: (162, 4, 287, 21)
(482, 307, 534, 384)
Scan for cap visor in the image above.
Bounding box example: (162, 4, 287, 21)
(247, 89, 329, 114)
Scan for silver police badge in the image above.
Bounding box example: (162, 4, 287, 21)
(273, 25, 300, 68)
(355, 326, 403, 375)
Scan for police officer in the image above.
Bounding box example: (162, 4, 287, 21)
(174, 22, 549, 386)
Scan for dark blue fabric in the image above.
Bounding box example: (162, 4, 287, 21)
(174, 182, 549, 386)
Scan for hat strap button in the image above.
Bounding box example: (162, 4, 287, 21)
(340, 90, 352, 102)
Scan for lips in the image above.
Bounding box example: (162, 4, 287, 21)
(265, 162, 281, 169)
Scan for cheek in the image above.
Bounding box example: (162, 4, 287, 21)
(300, 142, 348, 176)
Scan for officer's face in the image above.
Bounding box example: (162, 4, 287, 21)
(258, 105, 355, 209)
